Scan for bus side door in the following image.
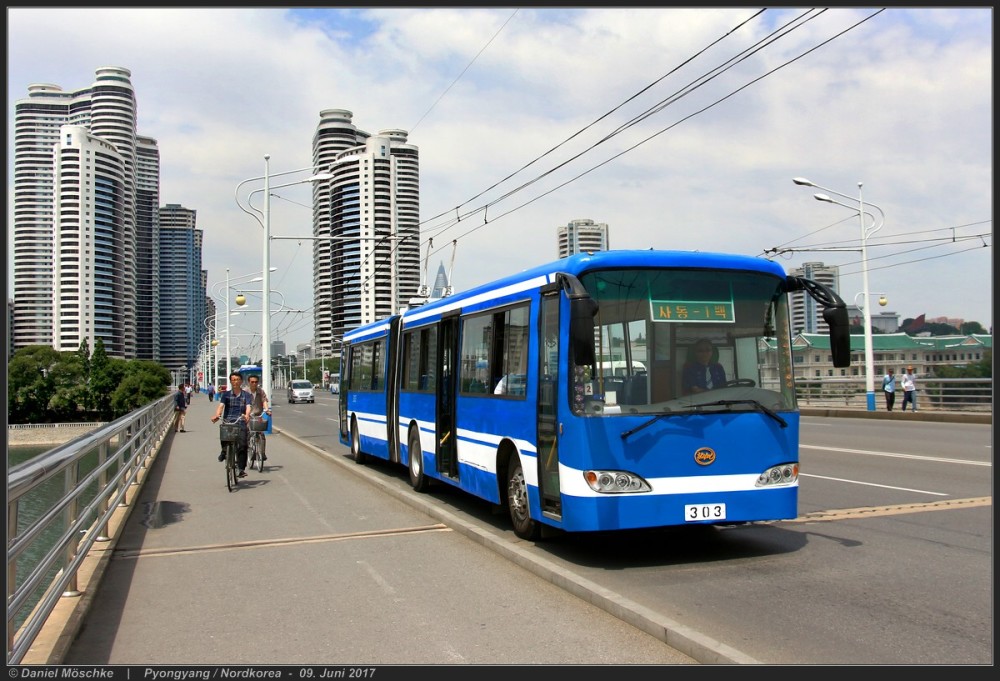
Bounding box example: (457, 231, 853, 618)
(436, 313, 460, 478)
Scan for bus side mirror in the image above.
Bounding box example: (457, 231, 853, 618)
(824, 305, 851, 368)
(570, 297, 598, 366)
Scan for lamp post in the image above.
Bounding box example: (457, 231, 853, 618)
(793, 177, 885, 411)
(236, 156, 334, 402)
(212, 269, 269, 387)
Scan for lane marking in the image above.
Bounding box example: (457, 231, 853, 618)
(800, 444, 991, 467)
(799, 473, 948, 496)
(112, 523, 451, 559)
(783, 496, 991, 523)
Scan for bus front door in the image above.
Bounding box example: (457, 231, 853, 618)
(436, 314, 459, 479)
(537, 290, 562, 518)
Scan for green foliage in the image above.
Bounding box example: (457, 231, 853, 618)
(960, 321, 987, 335)
(934, 349, 992, 378)
(304, 356, 341, 386)
(7, 345, 61, 423)
(7, 344, 174, 424)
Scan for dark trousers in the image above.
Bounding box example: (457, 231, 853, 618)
(884, 390, 895, 411)
(221, 428, 249, 470)
(901, 390, 915, 411)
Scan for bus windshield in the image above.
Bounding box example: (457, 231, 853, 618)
(574, 267, 796, 416)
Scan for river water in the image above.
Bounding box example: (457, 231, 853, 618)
(9, 443, 102, 631)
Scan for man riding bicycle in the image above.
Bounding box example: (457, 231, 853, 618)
(246, 375, 271, 462)
(211, 371, 252, 477)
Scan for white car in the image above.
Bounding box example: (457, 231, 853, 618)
(287, 380, 315, 404)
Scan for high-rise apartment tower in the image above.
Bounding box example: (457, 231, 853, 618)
(12, 66, 151, 358)
(311, 109, 420, 353)
(557, 218, 609, 258)
(789, 262, 840, 334)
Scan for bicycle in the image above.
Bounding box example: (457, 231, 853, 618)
(219, 418, 242, 492)
(248, 413, 268, 472)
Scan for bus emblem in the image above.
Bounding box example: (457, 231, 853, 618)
(694, 447, 716, 466)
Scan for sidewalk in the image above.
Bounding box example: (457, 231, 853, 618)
(49, 394, 702, 665)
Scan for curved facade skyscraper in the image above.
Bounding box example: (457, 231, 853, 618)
(13, 66, 141, 357)
(311, 109, 420, 355)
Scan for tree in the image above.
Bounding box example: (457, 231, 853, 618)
(110, 361, 171, 416)
(88, 338, 124, 420)
(7, 345, 61, 423)
(46, 351, 90, 421)
(960, 321, 987, 335)
(76, 338, 93, 411)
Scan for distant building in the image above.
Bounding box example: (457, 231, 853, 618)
(927, 316, 965, 329)
(557, 218, 609, 258)
(430, 261, 449, 299)
(12, 67, 149, 357)
(12, 66, 169, 362)
(158, 204, 205, 377)
(311, 110, 420, 353)
(788, 262, 839, 335)
(761, 332, 992, 381)
(847, 305, 900, 333)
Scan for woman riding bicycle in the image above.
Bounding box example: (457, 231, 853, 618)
(211, 371, 252, 477)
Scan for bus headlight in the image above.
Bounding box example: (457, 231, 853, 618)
(755, 463, 798, 487)
(584, 470, 651, 493)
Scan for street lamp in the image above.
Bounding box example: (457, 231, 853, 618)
(794, 177, 885, 411)
(236, 156, 334, 401)
(212, 269, 272, 385)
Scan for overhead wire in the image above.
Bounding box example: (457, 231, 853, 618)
(422, 8, 888, 261)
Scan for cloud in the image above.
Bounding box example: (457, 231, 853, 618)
(7, 7, 992, 351)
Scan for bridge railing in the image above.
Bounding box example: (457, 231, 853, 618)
(768, 377, 992, 412)
(5, 394, 174, 664)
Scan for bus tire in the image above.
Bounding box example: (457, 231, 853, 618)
(506, 459, 540, 541)
(408, 428, 429, 492)
(350, 416, 367, 465)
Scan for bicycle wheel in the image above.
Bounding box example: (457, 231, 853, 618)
(249, 434, 262, 472)
(226, 443, 238, 491)
(256, 435, 266, 472)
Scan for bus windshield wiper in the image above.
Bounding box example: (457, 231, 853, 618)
(696, 400, 788, 428)
(621, 412, 677, 440)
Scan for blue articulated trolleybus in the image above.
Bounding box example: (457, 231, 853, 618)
(338, 250, 850, 540)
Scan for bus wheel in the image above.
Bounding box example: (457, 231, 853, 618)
(350, 416, 367, 465)
(408, 428, 429, 492)
(506, 459, 540, 540)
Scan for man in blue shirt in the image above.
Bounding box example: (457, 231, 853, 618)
(173, 382, 187, 432)
(682, 339, 727, 395)
(211, 371, 252, 477)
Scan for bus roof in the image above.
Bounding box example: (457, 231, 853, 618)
(343, 249, 787, 342)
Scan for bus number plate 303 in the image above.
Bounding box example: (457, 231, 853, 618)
(685, 503, 726, 521)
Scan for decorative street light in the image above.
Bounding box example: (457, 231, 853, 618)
(212, 269, 272, 385)
(794, 177, 885, 411)
(236, 156, 334, 402)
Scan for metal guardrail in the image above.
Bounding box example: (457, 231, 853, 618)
(6, 394, 174, 664)
(788, 377, 992, 411)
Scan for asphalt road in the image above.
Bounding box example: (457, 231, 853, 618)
(275, 392, 993, 665)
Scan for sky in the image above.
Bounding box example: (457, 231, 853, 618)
(7, 7, 993, 354)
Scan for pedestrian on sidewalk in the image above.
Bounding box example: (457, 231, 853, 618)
(901, 367, 918, 412)
(173, 382, 187, 432)
(881, 368, 896, 412)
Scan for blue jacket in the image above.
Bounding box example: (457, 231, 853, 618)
(682, 362, 727, 394)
